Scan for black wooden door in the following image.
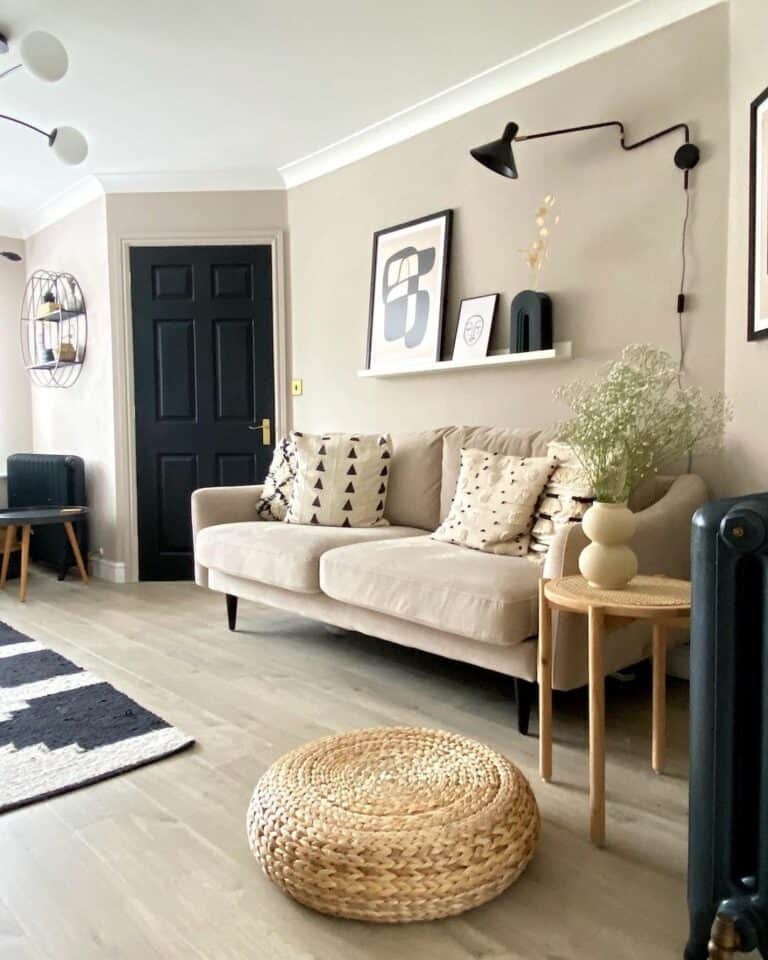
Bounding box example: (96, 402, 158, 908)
(131, 245, 275, 581)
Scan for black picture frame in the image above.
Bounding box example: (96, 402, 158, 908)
(366, 209, 453, 370)
(452, 293, 499, 361)
(748, 83, 768, 341)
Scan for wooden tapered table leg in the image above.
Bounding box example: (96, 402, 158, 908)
(652, 623, 667, 774)
(538, 578, 553, 781)
(0, 525, 16, 589)
(64, 521, 89, 585)
(588, 605, 606, 847)
(19, 525, 31, 603)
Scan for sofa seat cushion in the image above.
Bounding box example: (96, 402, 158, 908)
(320, 537, 542, 646)
(196, 522, 427, 594)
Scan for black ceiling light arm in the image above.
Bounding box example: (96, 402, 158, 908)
(0, 112, 55, 144)
(512, 119, 700, 187)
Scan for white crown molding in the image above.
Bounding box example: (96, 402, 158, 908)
(0, 209, 26, 239)
(96, 168, 284, 194)
(278, 0, 724, 188)
(21, 175, 105, 239)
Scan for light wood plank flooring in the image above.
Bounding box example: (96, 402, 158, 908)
(0, 569, 695, 960)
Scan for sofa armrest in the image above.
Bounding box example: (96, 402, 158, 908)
(542, 473, 708, 688)
(191, 484, 263, 587)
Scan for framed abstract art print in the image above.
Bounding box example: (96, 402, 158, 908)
(749, 83, 768, 341)
(366, 210, 452, 370)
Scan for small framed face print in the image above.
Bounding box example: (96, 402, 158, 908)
(452, 294, 498, 362)
(749, 83, 768, 340)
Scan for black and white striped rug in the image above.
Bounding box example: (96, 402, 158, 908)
(0, 621, 193, 813)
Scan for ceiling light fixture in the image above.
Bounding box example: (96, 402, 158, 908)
(0, 27, 88, 165)
(0, 29, 69, 82)
(0, 113, 88, 165)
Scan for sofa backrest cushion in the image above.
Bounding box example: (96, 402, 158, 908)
(385, 428, 450, 530)
(440, 426, 542, 519)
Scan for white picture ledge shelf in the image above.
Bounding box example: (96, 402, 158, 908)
(358, 341, 572, 379)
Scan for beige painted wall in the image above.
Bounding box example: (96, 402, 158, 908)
(105, 190, 288, 576)
(24, 197, 116, 559)
(0, 236, 33, 504)
(722, 0, 768, 495)
(287, 6, 729, 492)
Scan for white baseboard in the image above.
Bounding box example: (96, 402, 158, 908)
(90, 556, 127, 584)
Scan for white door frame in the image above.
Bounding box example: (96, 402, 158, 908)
(112, 230, 288, 584)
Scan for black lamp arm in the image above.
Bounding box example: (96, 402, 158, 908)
(515, 119, 689, 147)
(0, 112, 53, 141)
(515, 120, 697, 186)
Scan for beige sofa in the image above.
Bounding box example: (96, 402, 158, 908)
(192, 426, 707, 734)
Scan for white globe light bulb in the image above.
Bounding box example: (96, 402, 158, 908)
(49, 126, 88, 165)
(19, 31, 69, 83)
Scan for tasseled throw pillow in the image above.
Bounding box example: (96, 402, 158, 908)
(528, 441, 595, 558)
(256, 436, 298, 521)
(286, 431, 391, 527)
(432, 448, 556, 556)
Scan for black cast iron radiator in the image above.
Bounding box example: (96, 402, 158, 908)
(6, 453, 88, 579)
(687, 494, 768, 959)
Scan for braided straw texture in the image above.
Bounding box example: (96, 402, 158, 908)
(550, 574, 691, 608)
(246, 726, 539, 923)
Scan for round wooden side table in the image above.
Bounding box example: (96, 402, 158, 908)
(537, 574, 691, 847)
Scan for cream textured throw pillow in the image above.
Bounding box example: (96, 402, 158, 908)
(529, 441, 595, 558)
(256, 436, 297, 521)
(286, 431, 391, 527)
(432, 448, 555, 556)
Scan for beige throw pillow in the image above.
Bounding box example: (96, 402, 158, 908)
(286, 431, 391, 527)
(432, 448, 555, 555)
(529, 441, 595, 557)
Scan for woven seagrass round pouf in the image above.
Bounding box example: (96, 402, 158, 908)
(246, 726, 540, 922)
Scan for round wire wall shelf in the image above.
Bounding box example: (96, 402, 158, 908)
(21, 269, 87, 388)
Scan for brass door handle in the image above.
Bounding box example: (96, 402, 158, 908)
(248, 417, 272, 445)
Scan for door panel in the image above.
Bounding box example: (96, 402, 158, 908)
(132, 245, 275, 580)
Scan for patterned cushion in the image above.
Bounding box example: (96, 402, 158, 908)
(256, 437, 297, 521)
(529, 442, 595, 557)
(286, 432, 391, 528)
(431, 448, 555, 556)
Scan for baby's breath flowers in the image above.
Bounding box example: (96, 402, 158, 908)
(519, 194, 560, 288)
(555, 344, 732, 502)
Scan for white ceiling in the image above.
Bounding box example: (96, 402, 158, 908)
(0, 0, 717, 235)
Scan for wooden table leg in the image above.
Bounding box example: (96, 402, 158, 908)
(64, 522, 89, 585)
(538, 579, 553, 782)
(0, 525, 16, 589)
(652, 623, 667, 774)
(19, 526, 31, 603)
(588, 605, 606, 847)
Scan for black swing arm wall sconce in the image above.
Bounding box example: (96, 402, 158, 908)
(471, 119, 701, 326)
(470, 119, 700, 186)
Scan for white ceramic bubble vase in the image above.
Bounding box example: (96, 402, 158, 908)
(578, 501, 638, 590)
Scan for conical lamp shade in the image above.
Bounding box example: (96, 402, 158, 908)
(19, 30, 68, 83)
(470, 122, 519, 179)
(49, 126, 88, 165)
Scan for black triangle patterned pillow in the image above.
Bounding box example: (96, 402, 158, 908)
(285, 432, 391, 527)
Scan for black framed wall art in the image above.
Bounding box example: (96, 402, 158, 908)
(452, 294, 498, 362)
(366, 210, 452, 371)
(749, 83, 768, 340)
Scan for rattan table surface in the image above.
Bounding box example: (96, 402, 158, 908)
(544, 574, 691, 617)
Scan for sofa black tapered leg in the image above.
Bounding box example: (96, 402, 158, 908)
(225, 594, 238, 632)
(514, 679, 536, 736)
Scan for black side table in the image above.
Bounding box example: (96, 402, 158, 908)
(0, 506, 89, 602)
